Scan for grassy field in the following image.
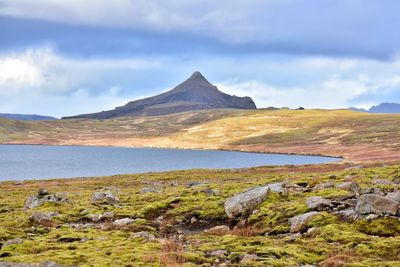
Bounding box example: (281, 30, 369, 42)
(1, 109, 400, 161)
(0, 162, 399, 266)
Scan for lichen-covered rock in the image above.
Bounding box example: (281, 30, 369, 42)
(224, 185, 270, 219)
(23, 189, 69, 209)
(355, 194, 399, 215)
(336, 181, 360, 193)
(386, 191, 400, 202)
(86, 211, 114, 222)
(305, 196, 332, 211)
(113, 218, 135, 227)
(289, 211, 320, 233)
(130, 231, 156, 242)
(266, 182, 286, 193)
(241, 253, 259, 263)
(30, 212, 59, 224)
(313, 182, 335, 190)
(334, 208, 358, 221)
(91, 191, 119, 205)
(139, 187, 161, 194)
(372, 179, 395, 185)
(1, 238, 23, 248)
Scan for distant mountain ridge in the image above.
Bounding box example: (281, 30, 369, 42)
(63, 71, 256, 119)
(350, 103, 400, 114)
(0, 113, 58, 121)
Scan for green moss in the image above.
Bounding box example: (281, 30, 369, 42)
(355, 218, 400, 237)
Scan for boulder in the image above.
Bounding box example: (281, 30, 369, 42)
(289, 211, 319, 233)
(355, 194, 399, 215)
(372, 179, 395, 185)
(305, 196, 332, 211)
(113, 218, 135, 227)
(86, 211, 114, 222)
(209, 250, 229, 258)
(91, 191, 119, 205)
(224, 185, 270, 219)
(241, 254, 259, 263)
(334, 208, 358, 221)
(336, 181, 360, 193)
(30, 212, 59, 224)
(201, 188, 220, 196)
(266, 182, 286, 193)
(139, 187, 161, 194)
(130, 231, 156, 242)
(386, 191, 400, 202)
(24, 189, 69, 209)
(313, 182, 335, 190)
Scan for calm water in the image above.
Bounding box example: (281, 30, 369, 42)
(0, 145, 340, 180)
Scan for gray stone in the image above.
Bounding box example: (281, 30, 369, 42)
(305, 196, 332, 211)
(130, 231, 156, 242)
(372, 179, 395, 185)
(23, 190, 69, 209)
(334, 208, 358, 221)
(289, 211, 319, 233)
(201, 188, 219, 196)
(355, 194, 399, 215)
(241, 254, 259, 263)
(266, 182, 286, 193)
(386, 191, 400, 202)
(313, 182, 335, 190)
(224, 185, 270, 219)
(30, 212, 58, 224)
(91, 191, 119, 205)
(336, 181, 360, 193)
(139, 187, 161, 194)
(187, 181, 208, 188)
(209, 250, 229, 258)
(113, 218, 135, 227)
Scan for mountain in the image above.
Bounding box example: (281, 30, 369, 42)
(0, 113, 58, 121)
(368, 103, 400, 114)
(62, 71, 256, 119)
(349, 107, 367, 113)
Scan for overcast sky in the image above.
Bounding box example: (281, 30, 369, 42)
(1, 0, 400, 117)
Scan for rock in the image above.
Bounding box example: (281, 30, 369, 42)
(30, 212, 58, 224)
(289, 211, 319, 233)
(334, 208, 358, 221)
(37, 188, 49, 196)
(80, 209, 92, 216)
(205, 225, 230, 235)
(372, 179, 395, 185)
(91, 191, 119, 205)
(113, 218, 135, 227)
(241, 254, 259, 263)
(360, 187, 385, 196)
(224, 185, 270, 219)
(13, 181, 24, 186)
(386, 191, 400, 202)
(130, 231, 156, 242)
(139, 187, 161, 194)
(336, 181, 360, 193)
(23, 190, 69, 209)
(209, 250, 229, 258)
(305, 196, 332, 211)
(1, 238, 23, 248)
(87, 211, 114, 222)
(355, 194, 399, 215)
(313, 182, 335, 190)
(266, 182, 285, 193)
(201, 188, 219, 196)
(187, 182, 208, 188)
(190, 217, 198, 224)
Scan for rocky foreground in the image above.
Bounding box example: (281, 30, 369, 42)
(0, 163, 399, 266)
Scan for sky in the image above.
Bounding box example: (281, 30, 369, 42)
(1, 0, 400, 117)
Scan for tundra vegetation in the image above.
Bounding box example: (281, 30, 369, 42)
(0, 162, 399, 266)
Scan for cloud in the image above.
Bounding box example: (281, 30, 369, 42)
(1, 0, 400, 59)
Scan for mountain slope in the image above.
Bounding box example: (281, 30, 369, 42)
(62, 71, 256, 119)
(368, 103, 400, 113)
(0, 113, 57, 121)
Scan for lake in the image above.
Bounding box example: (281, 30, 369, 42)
(0, 145, 340, 180)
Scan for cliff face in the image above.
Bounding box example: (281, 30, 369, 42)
(63, 71, 256, 119)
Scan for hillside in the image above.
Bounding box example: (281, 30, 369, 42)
(1, 109, 400, 162)
(62, 72, 256, 119)
(369, 103, 400, 113)
(0, 113, 57, 121)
